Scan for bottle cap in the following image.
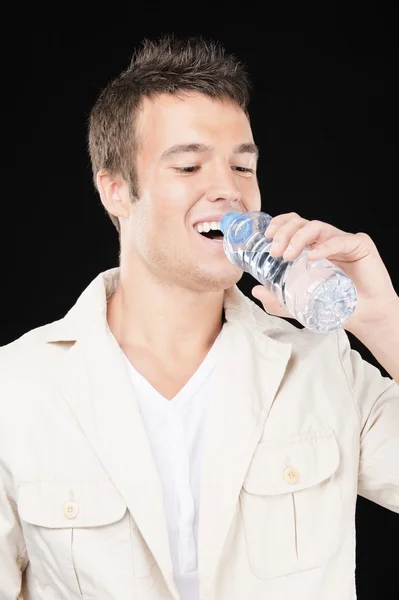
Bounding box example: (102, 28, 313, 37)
(221, 211, 254, 243)
(220, 211, 242, 234)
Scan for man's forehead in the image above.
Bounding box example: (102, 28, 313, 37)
(136, 92, 253, 151)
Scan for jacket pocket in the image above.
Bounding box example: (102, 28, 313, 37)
(18, 480, 132, 599)
(240, 429, 342, 580)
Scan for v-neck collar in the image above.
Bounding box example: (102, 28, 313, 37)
(121, 328, 223, 408)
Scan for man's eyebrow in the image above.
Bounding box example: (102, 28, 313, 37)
(160, 143, 212, 161)
(233, 142, 259, 158)
(160, 142, 259, 161)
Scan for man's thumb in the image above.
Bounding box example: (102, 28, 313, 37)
(251, 285, 292, 318)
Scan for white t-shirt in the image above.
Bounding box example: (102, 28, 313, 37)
(122, 332, 222, 600)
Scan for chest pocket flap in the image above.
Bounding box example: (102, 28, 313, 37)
(240, 429, 343, 580)
(243, 428, 340, 496)
(17, 480, 127, 528)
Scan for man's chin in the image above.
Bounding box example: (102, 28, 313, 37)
(191, 268, 244, 292)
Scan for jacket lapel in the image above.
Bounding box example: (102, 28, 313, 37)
(198, 290, 292, 597)
(45, 271, 180, 599)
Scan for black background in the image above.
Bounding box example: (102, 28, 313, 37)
(2, 5, 398, 599)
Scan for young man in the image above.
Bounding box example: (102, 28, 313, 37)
(0, 35, 398, 600)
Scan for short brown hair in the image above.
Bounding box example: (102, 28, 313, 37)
(88, 35, 252, 234)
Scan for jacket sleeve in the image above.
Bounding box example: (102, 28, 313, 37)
(0, 461, 28, 600)
(337, 328, 399, 513)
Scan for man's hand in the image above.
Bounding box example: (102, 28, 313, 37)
(251, 212, 398, 336)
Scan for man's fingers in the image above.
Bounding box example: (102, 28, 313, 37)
(267, 217, 309, 257)
(265, 212, 302, 237)
(307, 233, 371, 262)
(265, 215, 344, 261)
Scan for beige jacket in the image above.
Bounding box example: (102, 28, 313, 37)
(0, 268, 398, 600)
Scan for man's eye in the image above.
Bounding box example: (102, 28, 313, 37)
(233, 166, 254, 174)
(174, 166, 200, 173)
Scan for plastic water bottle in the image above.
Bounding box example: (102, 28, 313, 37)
(220, 210, 357, 333)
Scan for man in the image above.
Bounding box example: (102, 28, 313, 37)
(0, 35, 398, 600)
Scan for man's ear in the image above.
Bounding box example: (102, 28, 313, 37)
(96, 169, 131, 220)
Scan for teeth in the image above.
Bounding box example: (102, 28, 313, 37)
(194, 221, 221, 233)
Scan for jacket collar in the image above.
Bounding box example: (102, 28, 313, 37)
(44, 267, 287, 345)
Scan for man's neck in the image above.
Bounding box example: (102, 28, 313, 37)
(106, 276, 226, 361)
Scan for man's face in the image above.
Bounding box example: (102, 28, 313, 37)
(124, 92, 261, 292)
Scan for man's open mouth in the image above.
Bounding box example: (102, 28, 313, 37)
(193, 221, 224, 242)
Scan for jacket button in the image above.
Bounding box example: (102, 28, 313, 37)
(63, 501, 79, 519)
(283, 467, 300, 485)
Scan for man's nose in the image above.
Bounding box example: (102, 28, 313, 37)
(205, 165, 242, 204)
